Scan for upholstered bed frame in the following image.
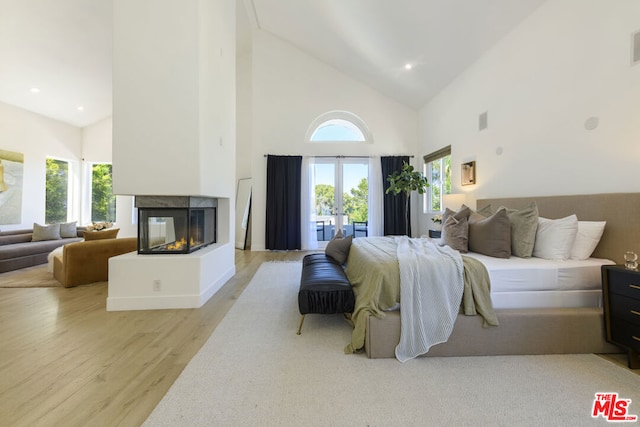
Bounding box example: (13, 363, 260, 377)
(364, 193, 640, 358)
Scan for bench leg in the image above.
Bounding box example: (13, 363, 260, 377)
(297, 314, 306, 335)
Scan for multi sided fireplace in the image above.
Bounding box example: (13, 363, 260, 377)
(136, 196, 217, 254)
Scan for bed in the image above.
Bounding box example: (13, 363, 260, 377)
(348, 193, 640, 359)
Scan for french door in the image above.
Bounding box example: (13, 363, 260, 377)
(312, 157, 368, 242)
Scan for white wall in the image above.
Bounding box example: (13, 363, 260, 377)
(236, 51, 252, 182)
(112, 0, 235, 200)
(82, 116, 136, 237)
(249, 31, 420, 250)
(418, 0, 640, 235)
(0, 101, 82, 230)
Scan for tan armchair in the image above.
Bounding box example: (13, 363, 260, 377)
(53, 237, 137, 288)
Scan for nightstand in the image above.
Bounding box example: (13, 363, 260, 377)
(602, 265, 640, 369)
(428, 230, 441, 239)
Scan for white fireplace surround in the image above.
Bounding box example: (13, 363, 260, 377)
(106, 242, 234, 311)
(107, 197, 234, 311)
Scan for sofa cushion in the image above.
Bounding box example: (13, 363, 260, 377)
(0, 233, 33, 246)
(59, 221, 78, 238)
(0, 238, 82, 261)
(32, 223, 61, 241)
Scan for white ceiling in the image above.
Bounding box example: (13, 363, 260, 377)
(0, 0, 547, 128)
(0, 0, 112, 128)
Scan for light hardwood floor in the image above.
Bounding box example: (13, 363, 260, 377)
(0, 250, 307, 427)
(1, 251, 637, 426)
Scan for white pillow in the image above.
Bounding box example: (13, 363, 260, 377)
(532, 215, 578, 261)
(570, 221, 606, 260)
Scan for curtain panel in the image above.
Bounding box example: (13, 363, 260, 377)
(381, 156, 410, 236)
(265, 155, 302, 250)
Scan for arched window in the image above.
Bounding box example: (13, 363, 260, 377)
(306, 111, 372, 143)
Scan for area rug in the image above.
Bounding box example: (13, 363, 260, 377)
(0, 265, 61, 287)
(143, 261, 640, 426)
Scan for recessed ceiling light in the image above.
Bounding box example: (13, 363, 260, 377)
(404, 63, 413, 70)
(77, 106, 84, 111)
(30, 87, 40, 93)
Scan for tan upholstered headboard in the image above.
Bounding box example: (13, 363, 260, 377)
(477, 193, 640, 265)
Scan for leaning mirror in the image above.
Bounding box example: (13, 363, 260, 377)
(235, 178, 252, 250)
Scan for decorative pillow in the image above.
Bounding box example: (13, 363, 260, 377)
(475, 204, 493, 217)
(440, 205, 471, 245)
(570, 221, 606, 260)
(325, 229, 353, 264)
(59, 221, 78, 238)
(532, 215, 578, 261)
(441, 205, 471, 224)
(501, 202, 539, 258)
(83, 228, 120, 241)
(32, 223, 61, 241)
(468, 209, 511, 258)
(441, 215, 468, 253)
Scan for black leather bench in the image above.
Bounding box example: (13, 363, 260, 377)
(297, 253, 355, 335)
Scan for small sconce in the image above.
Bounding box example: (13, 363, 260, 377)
(461, 161, 476, 186)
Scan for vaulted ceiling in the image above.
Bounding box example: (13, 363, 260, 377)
(0, 0, 547, 128)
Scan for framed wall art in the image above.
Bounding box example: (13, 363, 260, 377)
(461, 161, 476, 186)
(0, 149, 24, 225)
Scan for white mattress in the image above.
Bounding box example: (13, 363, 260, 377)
(463, 252, 615, 310)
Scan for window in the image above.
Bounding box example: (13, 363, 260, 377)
(306, 111, 372, 143)
(311, 158, 368, 241)
(45, 158, 69, 223)
(423, 146, 451, 213)
(91, 163, 116, 222)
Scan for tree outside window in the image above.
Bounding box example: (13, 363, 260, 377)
(314, 178, 368, 223)
(45, 158, 69, 223)
(342, 178, 368, 223)
(91, 163, 116, 222)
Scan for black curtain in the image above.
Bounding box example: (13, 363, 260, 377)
(265, 155, 302, 250)
(381, 156, 410, 236)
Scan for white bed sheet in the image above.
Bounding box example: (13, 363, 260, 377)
(463, 252, 615, 310)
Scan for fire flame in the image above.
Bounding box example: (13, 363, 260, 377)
(165, 236, 197, 251)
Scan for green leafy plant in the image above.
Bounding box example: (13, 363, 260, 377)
(385, 162, 429, 235)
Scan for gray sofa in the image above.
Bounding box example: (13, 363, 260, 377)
(0, 228, 84, 273)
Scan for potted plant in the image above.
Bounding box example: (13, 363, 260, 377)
(431, 214, 443, 230)
(385, 162, 429, 236)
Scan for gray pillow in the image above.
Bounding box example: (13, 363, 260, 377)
(325, 230, 353, 264)
(501, 202, 539, 258)
(440, 206, 471, 244)
(475, 204, 493, 217)
(59, 221, 78, 238)
(31, 223, 61, 241)
(468, 209, 511, 258)
(441, 215, 468, 253)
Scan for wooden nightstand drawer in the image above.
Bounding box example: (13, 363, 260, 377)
(602, 265, 640, 369)
(609, 293, 640, 326)
(607, 270, 640, 299)
(610, 318, 640, 353)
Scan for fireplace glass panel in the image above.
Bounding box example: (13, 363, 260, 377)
(138, 207, 216, 254)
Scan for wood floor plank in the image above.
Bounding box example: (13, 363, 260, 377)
(0, 250, 308, 426)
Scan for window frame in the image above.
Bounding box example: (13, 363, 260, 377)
(305, 110, 373, 144)
(423, 146, 451, 214)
